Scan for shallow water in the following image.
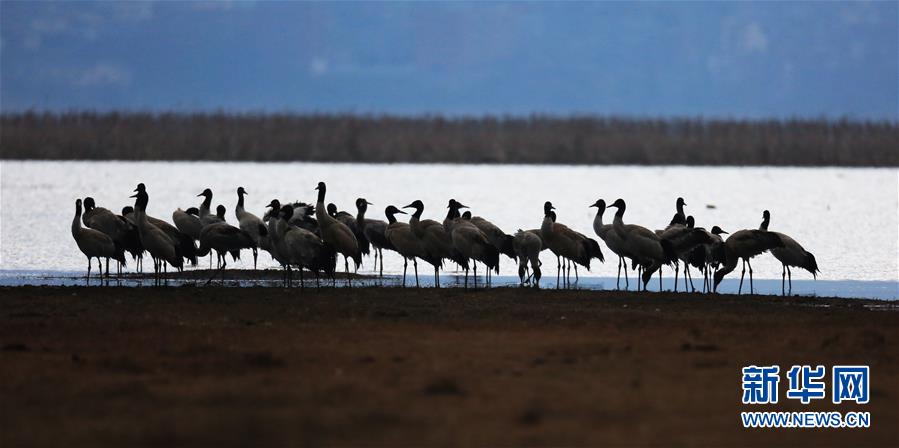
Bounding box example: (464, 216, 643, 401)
(0, 270, 896, 301)
(1, 161, 897, 297)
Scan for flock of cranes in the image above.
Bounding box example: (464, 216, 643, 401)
(72, 181, 820, 295)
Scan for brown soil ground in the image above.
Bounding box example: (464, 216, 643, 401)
(1, 286, 896, 447)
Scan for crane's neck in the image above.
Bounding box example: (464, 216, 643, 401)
(236, 191, 245, 211)
(200, 194, 212, 215)
(676, 202, 684, 217)
(592, 206, 605, 235)
(612, 205, 626, 234)
(72, 202, 82, 237)
(316, 187, 326, 206)
(386, 210, 398, 224)
(356, 205, 366, 229)
(541, 214, 553, 235)
(759, 215, 769, 231)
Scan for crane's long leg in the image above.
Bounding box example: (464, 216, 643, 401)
(574, 263, 579, 283)
(781, 264, 786, 296)
(787, 266, 792, 295)
(673, 263, 679, 292)
(253, 248, 258, 270)
(686, 265, 695, 292)
(434, 264, 440, 288)
(402, 258, 408, 288)
(738, 259, 746, 295)
(616, 256, 622, 290)
(413, 258, 419, 288)
(379, 248, 384, 278)
(556, 256, 561, 289)
(474, 262, 478, 289)
(658, 265, 663, 291)
(87, 257, 92, 281)
(747, 259, 754, 294)
(344, 256, 351, 287)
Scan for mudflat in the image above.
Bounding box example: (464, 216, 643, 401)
(1, 286, 896, 447)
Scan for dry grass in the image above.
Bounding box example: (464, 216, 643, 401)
(3, 112, 897, 166)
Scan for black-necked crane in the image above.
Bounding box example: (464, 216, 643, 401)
(314, 182, 361, 286)
(274, 204, 336, 288)
(197, 214, 257, 284)
(513, 229, 542, 287)
(81, 197, 129, 275)
(383, 205, 433, 287)
(758, 210, 820, 295)
(135, 190, 198, 269)
(759, 210, 770, 231)
(701, 226, 729, 291)
(606, 198, 677, 291)
(467, 210, 516, 285)
(263, 199, 294, 281)
(445, 201, 500, 289)
(672, 197, 687, 226)
(329, 201, 370, 270)
(712, 227, 784, 295)
(173, 207, 202, 241)
(72, 199, 125, 280)
(197, 188, 213, 219)
(591, 199, 634, 290)
(116, 206, 145, 272)
(129, 203, 198, 269)
(662, 216, 716, 293)
(235, 186, 268, 269)
(355, 198, 393, 278)
(403, 199, 467, 287)
(130, 184, 184, 282)
(540, 201, 604, 289)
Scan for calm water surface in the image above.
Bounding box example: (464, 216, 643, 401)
(1, 161, 897, 294)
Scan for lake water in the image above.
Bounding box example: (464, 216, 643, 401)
(1, 161, 897, 298)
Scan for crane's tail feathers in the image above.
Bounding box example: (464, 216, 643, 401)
(660, 239, 678, 265)
(485, 245, 500, 273)
(804, 251, 820, 278)
(500, 235, 517, 260)
(313, 243, 338, 275)
(257, 223, 269, 237)
(177, 233, 199, 266)
(584, 238, 604, 263)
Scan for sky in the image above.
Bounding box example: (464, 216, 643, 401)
(1, 1, 896, 120)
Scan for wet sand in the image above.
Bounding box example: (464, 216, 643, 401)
(1, 286, 896, 447)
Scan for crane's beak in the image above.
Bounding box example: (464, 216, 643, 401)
(720, 230, 729, 234)
(196, 193, 204, 197)
(395, 209, 407, 215)
(589, 203, 597, 207)
(402, 203, 415, 209)
(129, 193, 138, 198)
(458, 204, 469, 209)
(366, 201, 373, 205)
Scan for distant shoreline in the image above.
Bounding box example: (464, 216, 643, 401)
(2, 111, 897, 166)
